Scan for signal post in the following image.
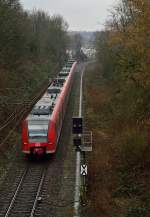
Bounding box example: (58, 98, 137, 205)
(72, 117, 92, 206)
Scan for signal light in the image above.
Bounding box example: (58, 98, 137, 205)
(73, 136, 82, 147)
(72, 117, 83, 134)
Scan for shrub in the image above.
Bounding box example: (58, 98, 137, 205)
(120, 128, 146, 166)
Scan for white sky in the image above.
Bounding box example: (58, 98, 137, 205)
(20, 0, 116, 31)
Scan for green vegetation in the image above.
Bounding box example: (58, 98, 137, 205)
(83, 0, 150, 216)
(0, 0, 69, 155)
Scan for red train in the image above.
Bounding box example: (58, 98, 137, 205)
(22, 60, 77, 155)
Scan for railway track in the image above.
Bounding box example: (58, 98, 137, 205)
(0, 63, 82, 217)
(0, 80, 51, 150)
(0, 164, 47, 217)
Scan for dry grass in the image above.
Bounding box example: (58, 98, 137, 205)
(83, 64, 120, 217)
(82, 63, 150, 217)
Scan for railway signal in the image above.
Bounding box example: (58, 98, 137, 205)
(81, 164, 87, 176)
(73, 136, 82, 147)
(72, 117, 83, 152)
(72, 117, 83, 134)
(72, 116, 92, 207)
(73, 135, 82, 152)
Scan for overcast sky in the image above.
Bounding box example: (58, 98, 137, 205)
(20, 0, 116, 31)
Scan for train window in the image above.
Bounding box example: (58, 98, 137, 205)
(29, 130, 47, 142)
(28, 120, 49, 126)
(59, 71, 69, 76)
(47, 87, 60, 94)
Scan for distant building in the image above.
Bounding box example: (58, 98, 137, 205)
(81, 47, 96, 59)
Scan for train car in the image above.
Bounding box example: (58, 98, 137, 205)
(22, 60, 77, 155)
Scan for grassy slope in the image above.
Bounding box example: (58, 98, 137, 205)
(82, 63, 150, 217)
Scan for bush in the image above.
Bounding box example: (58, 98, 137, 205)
(120, 128, 146, 166)
(126, 206, 148, 217)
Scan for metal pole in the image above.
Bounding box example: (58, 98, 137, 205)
(81, 151, 87, 206)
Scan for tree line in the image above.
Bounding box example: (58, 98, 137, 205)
(90, 1, 150, 215)
(0, 0, 69, 123)
(0, 0, 68, 69)
(96, 0, 150, 126)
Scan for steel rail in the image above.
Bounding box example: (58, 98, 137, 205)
(30, 170, 46, 217)
(4, 166, 46, 217)
(4, 168, 28, 217)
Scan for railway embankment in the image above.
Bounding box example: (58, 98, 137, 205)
(82, 63, 150, 217)
(0, 74, 56, 183)
(0, 0, 68, 181)
(0, 63, 83, 217)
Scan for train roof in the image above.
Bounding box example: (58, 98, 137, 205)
(27, 60, 76, 122)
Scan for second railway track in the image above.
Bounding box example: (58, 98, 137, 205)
(1, 163, 47, 217)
